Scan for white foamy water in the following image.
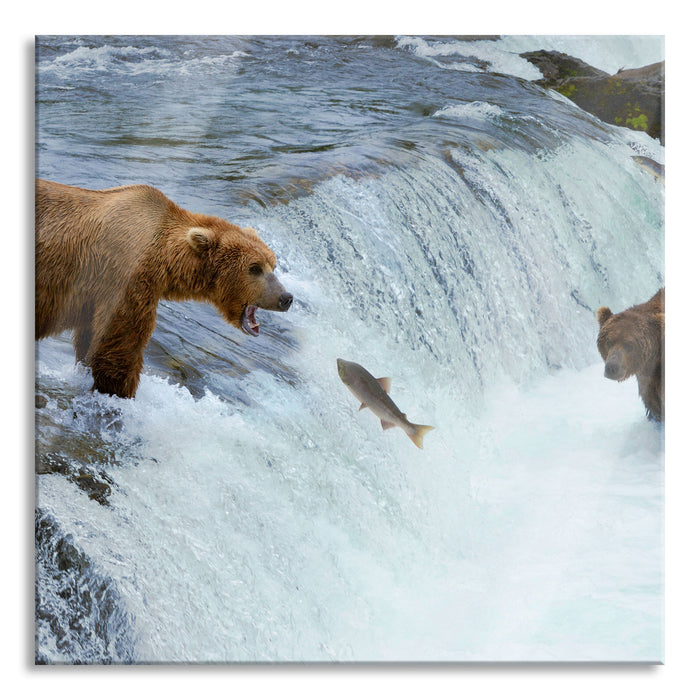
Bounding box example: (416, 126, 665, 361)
(495, 34, 665, 74)
(434, 101, 506, 122)
(36, 132, 664, 662)
(397, 35, 545, 80)
(398, 35, 664, 79)
(35, 342, 663, 662)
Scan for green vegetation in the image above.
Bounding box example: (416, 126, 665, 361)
(625, 103, 649, 132)
(556, 83, 577, 98)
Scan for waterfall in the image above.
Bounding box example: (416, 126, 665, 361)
(34, 34, 664, 663)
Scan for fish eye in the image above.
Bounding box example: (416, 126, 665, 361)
(249, 263, 263, 276)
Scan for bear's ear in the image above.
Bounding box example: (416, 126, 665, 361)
(186, 227, 215, 254)
(596, 306, 613, 326)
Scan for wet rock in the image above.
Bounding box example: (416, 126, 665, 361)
(36, 453, 113, 506)
(521, 50, 664, 144)
(35, 509, 135, 664)
(521, 50, 609, 83)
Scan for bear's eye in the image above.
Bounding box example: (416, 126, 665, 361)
(249, 263, 263, 276)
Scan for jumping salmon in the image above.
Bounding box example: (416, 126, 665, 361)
(336, 358, 435, 449)
(632, 155, 665, 183)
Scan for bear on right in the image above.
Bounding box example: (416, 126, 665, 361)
(596, 288, 665, 422)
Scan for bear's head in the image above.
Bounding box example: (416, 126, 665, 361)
(595, 305, 662, 382)
(186, 222, 293, 337)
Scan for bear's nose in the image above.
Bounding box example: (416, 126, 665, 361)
(604, 359, 621, 380)
(278, 292, 293, 311)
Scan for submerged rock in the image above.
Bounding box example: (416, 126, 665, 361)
(521, 50, 664, 144)
(35, 509, 136, 664)
(36, 452, 114, 506)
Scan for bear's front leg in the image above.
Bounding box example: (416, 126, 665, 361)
(90, 354, 144, 399)
(88, 294, 158, 399)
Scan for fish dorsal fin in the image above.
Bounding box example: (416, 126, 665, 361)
(376, 377, 391, 393)
(359, 403, 368, 411)
(381, 419, 397, 430)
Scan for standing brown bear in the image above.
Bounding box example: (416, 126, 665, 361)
(35, 179, 293, 399)
(596, 288, 664, 421)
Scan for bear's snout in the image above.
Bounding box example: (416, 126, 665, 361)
(255, 272, 293, 312)
(278, 292, 293, 311)
(604, 353, 625, 381)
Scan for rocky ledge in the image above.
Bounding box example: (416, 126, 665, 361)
(520, 50, 664, 144)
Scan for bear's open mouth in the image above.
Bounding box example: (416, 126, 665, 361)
(241, 305, 260, 336)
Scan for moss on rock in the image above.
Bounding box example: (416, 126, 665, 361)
(521, 50, 664, 144)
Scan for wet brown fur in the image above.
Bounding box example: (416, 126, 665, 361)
(35, 179, 285, 398)
(596, 288, 665, 421)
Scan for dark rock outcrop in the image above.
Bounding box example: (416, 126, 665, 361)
(521, 50, 664, 144)
(35, 509, 136, 663)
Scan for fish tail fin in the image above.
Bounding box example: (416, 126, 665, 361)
(409, 424, 435, 449)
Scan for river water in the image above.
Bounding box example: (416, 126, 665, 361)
(34, 35, 664, 663)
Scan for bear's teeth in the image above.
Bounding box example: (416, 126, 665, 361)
(242, 305, 260, 335)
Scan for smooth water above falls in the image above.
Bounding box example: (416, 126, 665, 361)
(34, 35, 664, 663)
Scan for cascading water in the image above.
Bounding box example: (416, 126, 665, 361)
(34, 35, 664, 663)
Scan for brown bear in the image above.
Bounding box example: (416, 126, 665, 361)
(596, 287, 664, 421)
(35, 179, 293, 399)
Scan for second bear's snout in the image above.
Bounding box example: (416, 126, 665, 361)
(278, 292, 293, 311)
(604, 355, 624, 380)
